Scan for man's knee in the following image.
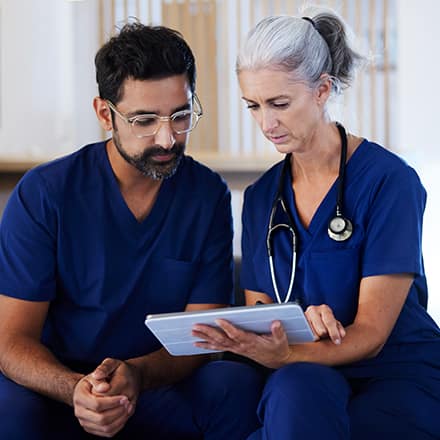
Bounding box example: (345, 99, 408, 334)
(0, 374, 81, 440)
(193, 360, 264, 406)
(189, 360, 264, 437)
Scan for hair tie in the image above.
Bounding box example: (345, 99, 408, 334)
(302, 16, 317, 29)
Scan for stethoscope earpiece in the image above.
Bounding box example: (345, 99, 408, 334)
(327, 215, 353, 241)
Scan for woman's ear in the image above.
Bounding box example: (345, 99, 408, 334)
(93, 97, 113, 132)
(315, 74, 332, 105)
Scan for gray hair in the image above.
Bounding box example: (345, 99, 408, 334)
(236, 11, 365, 95)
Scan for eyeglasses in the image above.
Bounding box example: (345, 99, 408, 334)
(106, 94, 203, 138)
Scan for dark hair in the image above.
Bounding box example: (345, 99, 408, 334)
(313, 12, 363, 90)
(95, 22, 196, 103)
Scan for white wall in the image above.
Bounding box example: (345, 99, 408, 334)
(397, 0, 440, 323)
(0, 0, 101, 160)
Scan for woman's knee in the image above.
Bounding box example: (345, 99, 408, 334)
(265, 362, 348, 398)
(257, 363, 351, 439)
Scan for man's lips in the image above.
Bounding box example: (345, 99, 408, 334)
(151, 153, 175, 162)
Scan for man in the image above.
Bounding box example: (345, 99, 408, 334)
(0, 23, 262, 439)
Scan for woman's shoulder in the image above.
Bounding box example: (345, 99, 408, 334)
(352, 138, 422, 182)
(244, 159, 284, 201)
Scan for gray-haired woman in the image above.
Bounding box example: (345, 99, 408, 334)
(194, 8, 440, 440)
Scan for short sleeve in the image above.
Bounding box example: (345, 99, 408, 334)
(187, 185, 234, 305)
(0, 170, 57, 300)
(361, 166, 426, 277)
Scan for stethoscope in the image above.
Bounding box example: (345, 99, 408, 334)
(266, 122, 353, 304)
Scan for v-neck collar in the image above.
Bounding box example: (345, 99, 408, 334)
(98, 142, 178, 234)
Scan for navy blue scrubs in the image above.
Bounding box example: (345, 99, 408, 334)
(0, 141, 263, 439)
(241, 140, 440, 439)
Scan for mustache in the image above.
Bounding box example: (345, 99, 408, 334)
(143, 143, 185, 157)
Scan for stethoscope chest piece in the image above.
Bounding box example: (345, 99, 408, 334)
(327, 215, 353, 241)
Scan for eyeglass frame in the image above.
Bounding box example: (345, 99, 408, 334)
(105, 94, 203, 138)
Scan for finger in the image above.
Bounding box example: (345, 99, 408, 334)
(306, 309, 328, 339)
(320, 309, 344, 344)
(270, 320, 287, 342)
(80, 393, 130, 414)
(215, 319, 248, 341)
(87, 375, 111, 395)
(194, 340, 225, 352)
(338, 321, 346, 338)
(79, 408, 130, 438)
(92, 358, 121, 381)
(192, 325, 229, 345)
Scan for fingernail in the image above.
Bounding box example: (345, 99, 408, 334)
(335, 339, 341, 345)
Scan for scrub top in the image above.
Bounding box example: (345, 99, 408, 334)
(241, 139, 440, 378)
(0, 141, 233, 370)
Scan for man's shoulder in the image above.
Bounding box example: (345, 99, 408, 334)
(178, 155, 229, 193)
(22, 141, 106, 191)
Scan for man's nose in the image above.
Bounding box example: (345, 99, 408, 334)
(154, 120, 176, 149)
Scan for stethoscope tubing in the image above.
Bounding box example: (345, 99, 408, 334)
(267, 122, 352, 304)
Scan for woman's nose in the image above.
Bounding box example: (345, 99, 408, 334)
(260, 110, 279, 134)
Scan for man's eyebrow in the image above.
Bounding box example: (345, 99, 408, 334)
(127, 102, 191, 117)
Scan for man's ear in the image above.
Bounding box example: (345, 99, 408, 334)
(93, 97, 113, 132)
(315, 74, 332, 106)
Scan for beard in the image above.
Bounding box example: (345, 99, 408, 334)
(113, 131, 185, 180)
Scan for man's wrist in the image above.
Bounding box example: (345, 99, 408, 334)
(125, 359, 145, 391)
(68, 372, 86, 406)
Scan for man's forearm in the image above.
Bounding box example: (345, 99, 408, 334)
(0, 335, 83, 406)
(126, 348, 210, 391)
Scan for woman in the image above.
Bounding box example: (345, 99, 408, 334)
(193, 9, 440, 440)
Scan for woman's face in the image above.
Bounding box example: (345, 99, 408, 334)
(238, 68, 329, 154)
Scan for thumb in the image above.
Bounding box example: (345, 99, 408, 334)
(92, 357, 121, 380)
(271, 320, 286, 341)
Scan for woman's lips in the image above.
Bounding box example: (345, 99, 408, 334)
(269, 134, 288, 144)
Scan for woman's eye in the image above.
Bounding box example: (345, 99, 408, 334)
(272, 102, 289, 108)
(246, 104, 258, 110)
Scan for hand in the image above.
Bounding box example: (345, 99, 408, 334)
(91, 358, 141, 402)
(73, 358, 141, 437)
(192, 319, 291, 369)
(305, 304, 346, 344)
(73, 372, 133, 437)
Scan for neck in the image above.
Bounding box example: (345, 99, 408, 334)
(291, 123, 342, 182)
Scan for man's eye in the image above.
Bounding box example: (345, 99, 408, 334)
(173, 112, 191, 122)
(272, 102, 289, 108)
(134, 118, 156, 127)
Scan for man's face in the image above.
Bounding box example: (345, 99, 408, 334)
(110, 75, 192, 179)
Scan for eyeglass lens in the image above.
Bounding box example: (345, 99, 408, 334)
(132, 111, 195, 137)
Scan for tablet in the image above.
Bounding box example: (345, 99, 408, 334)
(145, 302, 315, 356)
